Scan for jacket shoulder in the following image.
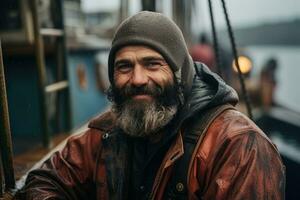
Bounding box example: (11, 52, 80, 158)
(191, 109, 285, 199)
(209, 108, 269, 139)
(198, 109, 278, 160)
(60, 110, 116, 159)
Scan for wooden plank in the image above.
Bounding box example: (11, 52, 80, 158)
(40, 28, 64, 37)
(45, 81, 68, 93)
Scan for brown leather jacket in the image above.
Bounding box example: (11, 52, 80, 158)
(21, 108, 285, 200)
(21, 63, 285, 199)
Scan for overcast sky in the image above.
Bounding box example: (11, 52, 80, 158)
(81, 0, 119, 12)
(81, 0, 300, 28)
(200, 0, 300, 28)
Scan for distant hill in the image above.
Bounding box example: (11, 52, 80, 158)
(218, 19, 300, 46)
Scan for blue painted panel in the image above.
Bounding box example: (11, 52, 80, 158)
(67, 51, 109, 129)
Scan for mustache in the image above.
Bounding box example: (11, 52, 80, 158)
(121, 83, 163, 98)
(110, 82, 179, 107)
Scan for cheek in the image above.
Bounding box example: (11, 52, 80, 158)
(151, 70, 174, 86)
(114, 72, 130, 88)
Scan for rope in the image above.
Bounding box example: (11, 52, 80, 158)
(220, 0, 253, 119)
(207, 0, 223, 77)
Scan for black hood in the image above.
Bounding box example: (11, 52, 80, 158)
(179, 62, 238, 121)
(164, 62, 239, 142)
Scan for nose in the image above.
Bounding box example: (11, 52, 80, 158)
(131, 64, 148, 87)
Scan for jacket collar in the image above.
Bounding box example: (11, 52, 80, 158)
(163, 130, 184, 169)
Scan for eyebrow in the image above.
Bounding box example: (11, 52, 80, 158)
(114, 59, 131, 67)
(114, 56, 167, 67)
(141, 56, 166, 63)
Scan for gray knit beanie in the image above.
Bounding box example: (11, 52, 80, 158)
(108, 11, 195, 103)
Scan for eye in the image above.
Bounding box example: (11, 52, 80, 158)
(115, 63, 132, 73)
(144, 61, 162, 69)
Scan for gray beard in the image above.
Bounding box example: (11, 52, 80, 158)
(113, 99, 178, 137)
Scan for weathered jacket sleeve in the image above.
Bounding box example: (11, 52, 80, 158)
(20, 129, 102, 200)
(198, 129, 285, 200)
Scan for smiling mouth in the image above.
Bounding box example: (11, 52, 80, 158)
(132, 94, 153, 100)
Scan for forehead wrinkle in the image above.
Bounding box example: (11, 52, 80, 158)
(115, 55, 166, 67)
(141, 56, 166, 62)
(114, 49, 135, 64)
(115, 45, 163, 58)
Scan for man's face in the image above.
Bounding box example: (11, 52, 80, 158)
(112, 46, 178, 137)
(114, 46, 174, 102)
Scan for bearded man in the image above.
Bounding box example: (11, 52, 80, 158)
(21, 11, 285, 200)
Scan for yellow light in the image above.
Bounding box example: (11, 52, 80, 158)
(232, 56, 252, 74)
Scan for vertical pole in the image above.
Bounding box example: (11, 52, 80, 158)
(142, 0, 156, 11)
(119, 0, 129, 22)
(184, 0, 192, 43)
(31, 0, 50, 147)
(0, 159, 3, 197)
(54, 0, 64, 132)
(172, 0, 192, 44)
(56, 0, 72, 132)
(172, 0, 184, 31)
(0, 40, 16, 191)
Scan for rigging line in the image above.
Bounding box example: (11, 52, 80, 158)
(207, 0, 223, 77)
(220, 0, 253, 119)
